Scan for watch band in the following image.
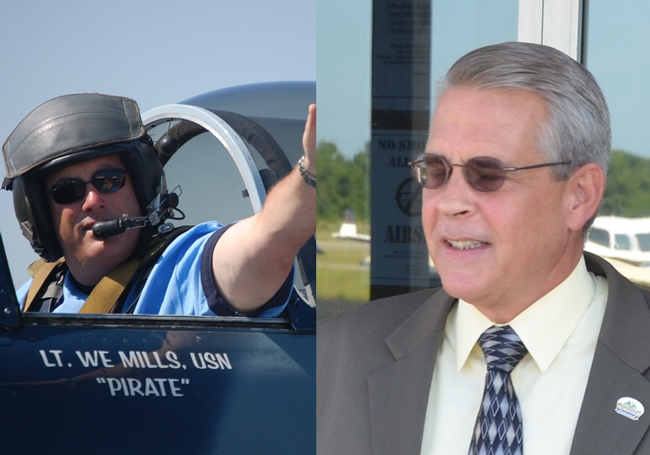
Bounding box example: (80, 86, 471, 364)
(298, 155, 316, 188)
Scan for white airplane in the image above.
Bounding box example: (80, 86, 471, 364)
(332, 208, 370, 242)
(585, 216, 650, 266)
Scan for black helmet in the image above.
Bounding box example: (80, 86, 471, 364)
(2, 93, 164, 262)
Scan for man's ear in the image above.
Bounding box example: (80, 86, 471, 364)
(566, 162, 606, 232)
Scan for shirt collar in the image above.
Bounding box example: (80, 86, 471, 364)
(450, 256, 596, 372)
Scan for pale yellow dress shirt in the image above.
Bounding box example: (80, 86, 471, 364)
(421, 256, 609, 455)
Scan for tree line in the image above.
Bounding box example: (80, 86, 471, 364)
(601, 150, 650, 217)
(317, 141, 369, 223)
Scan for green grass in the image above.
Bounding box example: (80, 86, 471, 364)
(317, 255, 370, 302)
(316, 223, 371, 303)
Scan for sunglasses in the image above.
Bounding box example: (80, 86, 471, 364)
(409, 153, 573, 193)
(46, 169, 129, 205)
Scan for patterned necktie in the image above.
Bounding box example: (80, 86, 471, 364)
(468, 325, 529, 455)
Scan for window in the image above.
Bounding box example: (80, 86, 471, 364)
(317, 0, 519, 317)
(637, 234, 650, 252)
(614, 234, 632, 251)
(588, 228, 610, 247)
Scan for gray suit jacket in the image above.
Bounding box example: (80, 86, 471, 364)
(317, 253, 650, 454)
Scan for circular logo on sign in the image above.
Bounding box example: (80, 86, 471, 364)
(394, 177, 423, 217)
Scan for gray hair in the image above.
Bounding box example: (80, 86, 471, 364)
(438, 42, 611, 180)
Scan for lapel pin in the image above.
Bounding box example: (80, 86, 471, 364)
(615, 397, 645, 421)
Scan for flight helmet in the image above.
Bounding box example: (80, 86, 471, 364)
(2, 93, 164, 262)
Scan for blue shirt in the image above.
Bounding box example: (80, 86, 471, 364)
(16, 222, 293, 318)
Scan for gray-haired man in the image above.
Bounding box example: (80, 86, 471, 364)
(318, 42, 650, 455)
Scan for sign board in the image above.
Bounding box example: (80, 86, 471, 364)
(371, 0, 433, 298)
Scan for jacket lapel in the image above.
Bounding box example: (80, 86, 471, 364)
(367, 290, 455, 455)
(570, 254, 650, 455)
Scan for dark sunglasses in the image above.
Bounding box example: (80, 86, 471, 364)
(409, 153, 573, 193)
(46, 169, 129, 204)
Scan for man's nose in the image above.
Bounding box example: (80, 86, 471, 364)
(81, 184, 106, 211)
(433, 170, 476, 218)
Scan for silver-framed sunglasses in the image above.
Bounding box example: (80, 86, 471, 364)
(409, 153, 573, 192)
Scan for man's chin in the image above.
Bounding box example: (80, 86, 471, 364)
(64, 227, 140, 270)
(439, 272, 489, 302)
(74, 238, 127, 263)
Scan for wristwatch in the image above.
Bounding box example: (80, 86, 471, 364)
(298, 155, 316, 188)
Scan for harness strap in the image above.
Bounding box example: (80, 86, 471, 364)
(79, 258, 140, 314)
(24, 258, 66, 312)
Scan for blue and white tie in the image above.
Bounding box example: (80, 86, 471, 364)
(469, 325, 528, 455)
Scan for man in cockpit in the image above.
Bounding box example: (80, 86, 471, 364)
(2, 93, 316, 316)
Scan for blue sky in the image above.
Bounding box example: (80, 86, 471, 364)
(0, 0, 315, 283)
(585, 0, 650, 158)
(317, 0, 372, 158)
